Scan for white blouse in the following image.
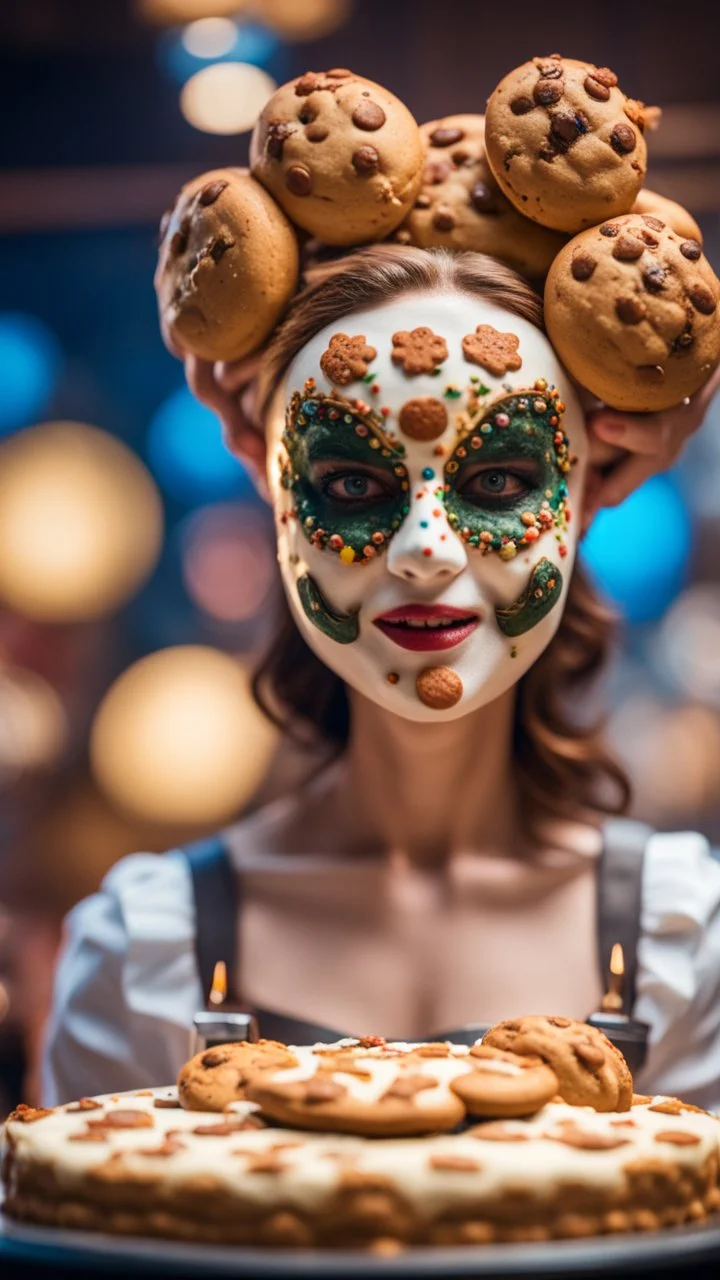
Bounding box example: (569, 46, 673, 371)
(42, 831, 720, 1110)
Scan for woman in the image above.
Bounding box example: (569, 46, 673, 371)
(43, 247, 720, 1108)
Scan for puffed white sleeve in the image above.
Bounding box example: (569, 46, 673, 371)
(42, 852, 203, 1105)
(634, 831, 720, 1111)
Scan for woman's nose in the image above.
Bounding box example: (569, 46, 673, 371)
(386, 498, 468, 584)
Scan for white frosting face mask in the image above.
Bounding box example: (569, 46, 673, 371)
(266, 291, 587, 721)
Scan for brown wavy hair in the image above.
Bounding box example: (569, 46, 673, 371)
(252, 245, 631, 836)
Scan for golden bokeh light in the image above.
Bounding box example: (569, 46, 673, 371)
(137, 0, 247, 25)
(182, 16, 239, 57)
(90, 646, 277, 825)
(0, 423, 163, 623)
(0, 668, 67, 788)
(180, 61, 276, 134)
(250, 0, 351, 39)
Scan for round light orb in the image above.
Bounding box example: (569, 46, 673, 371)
(0, 668, 68, 790)
(182, 16, 238, 56)
(250, 0, 350, 39)
(0, 422, 163, 622)
(138, 0, 247, 24)
(182, 504, 275, 622)
(0, 313, 63, 436)
(581, 474, 692, 624)
(148, 385, 252, 505)
(180, 61, 276, 135)
(90, 646, 276, 824)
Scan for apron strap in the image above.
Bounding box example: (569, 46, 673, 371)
(596, 818, 651, 1016)
(182, 836, 240, 1005)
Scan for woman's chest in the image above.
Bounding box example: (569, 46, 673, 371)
(238, 858, 604, 1040)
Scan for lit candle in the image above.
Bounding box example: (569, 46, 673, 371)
(587, 942, 650, 1075)
(190, 959, 259, 1056)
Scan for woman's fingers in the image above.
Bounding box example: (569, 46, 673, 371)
(214, 354, 263, 395)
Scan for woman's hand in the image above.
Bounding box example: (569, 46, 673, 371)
(183, 353, 269, 495)
(583, 366, 720, 525)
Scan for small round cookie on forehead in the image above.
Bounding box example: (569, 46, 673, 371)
(267, 285, 586, 724)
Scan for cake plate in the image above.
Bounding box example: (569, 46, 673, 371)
(3, 1198, 720, 1279)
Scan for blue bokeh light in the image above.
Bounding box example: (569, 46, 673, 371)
(147, 385, 253, 507)
(0, 312, 63, 435)
(158, 22, 280, 83)
(581, 474, 692, 624)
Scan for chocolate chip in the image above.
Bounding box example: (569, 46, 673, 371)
(352, 145, 379, 175)
(304, 1077, 346, 1104)
(643, 264, 666, 291)
(209, 236, 232, 263)
(550, 112, 582, 144)
(286, 165, 313, 196)
(295, 72, 319, 96)
(305, 122, 328, 142)
(589, 66, 618, 88)
(610, 124, 637, 155)
(429, 126, 464, 147)
(451, 148, 471, 165)
(642, 215, 665, 231)
(153, 1098, 182, 1109)
(432, 209, 455, 231)
(534, 79, 564, 106)
(689, 283, 717, 314)
(612, 233, 645, 261)
(470, 181, 498, 214)
(571, 252, 596, 281)
(637, 229, 659, 248)
(573, 1040, 606, 1070)
(511, 96, 534, 115)
(673, 330, 695, 351)
(423, 160, 452, 185)
(201, 1049, 229, 1067)
(198, 179, 228, 207)
(680, 239, 702, 261)
(170, 214, 191, 256)
(584, 76, 610, 102)
(600, 222, 620, 237)
(616, 295, 647, 324)
(535, 58, 564, 79)
(352, 100, 386, 131)
(266, 121, 293, 160)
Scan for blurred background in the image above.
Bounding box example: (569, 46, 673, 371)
(0, 0, 719, 1111)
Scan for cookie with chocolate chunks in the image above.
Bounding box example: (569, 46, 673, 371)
(177, 1040, 299, 1113)
(398, 114, 566, 279)
(483, 1015, 634, 1112)
(631, 188, 702, 243)
(155, 168, 299, 362)
(485, 56, 653, 233)
(250, 71, 423, 245)
(545, 213, 720, 410)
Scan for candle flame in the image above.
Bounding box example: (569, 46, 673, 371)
(610, 943, 625, 978)
(209, 960, 227, 1006)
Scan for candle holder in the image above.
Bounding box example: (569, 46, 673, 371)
(190, 1010, 259, 1058)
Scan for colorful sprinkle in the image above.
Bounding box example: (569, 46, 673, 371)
(339, 547, 356, 565)
(422, 467, 435, 480)
(387, 672, 399, 684)
(422, 548, 433, 557)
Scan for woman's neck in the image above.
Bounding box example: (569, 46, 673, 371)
(328, 687, 521, 866)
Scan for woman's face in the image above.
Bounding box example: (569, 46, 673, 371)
(266, 290, 587, 721)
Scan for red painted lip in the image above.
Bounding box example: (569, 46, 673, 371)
(373, 604, 480, 651)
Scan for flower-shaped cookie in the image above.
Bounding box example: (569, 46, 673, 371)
(320, 333, 377, 385)
(391, 326, 448, 375)
(462, 324, 523, 376)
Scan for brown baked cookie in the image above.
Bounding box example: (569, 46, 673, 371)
(545, 212, 720, 410)
(462, 324, 522, 375)
(398, 114, 566, 279)
(155, 168, 299, 363)
(450, 1045, 559, 1118)
(631, 188, 702, 243)
(250, 70, 424, 245)
(320, 333, 377, 385)
(245, 1047, 468, 1136)
(485, 56, 651, 233)
(391, 327, 448, 374)
(177, 1040, 299, 1113)
(482, 1016, 634, 1113)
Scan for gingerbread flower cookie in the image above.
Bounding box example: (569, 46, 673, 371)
(462, 324, 522, 375)
(545, 213, 720, 410)
(155, 168, 299, 363)
(398, 113, 566, 279)
(320, 333, 377, 385)
(178, 1040, 299, 1113)
(250, 70, 424, 245)
(485, 56, 651, 233)
(391, 327, 448, 374)
(483, 1016, 634, 1113)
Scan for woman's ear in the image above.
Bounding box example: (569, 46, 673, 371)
(184, 354, 269, 496)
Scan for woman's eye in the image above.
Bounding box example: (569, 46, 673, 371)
(322, 471, 389, 503)
(458, 468, 534, 504)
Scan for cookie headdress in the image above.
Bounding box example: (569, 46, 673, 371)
(155, 57, 720, 413)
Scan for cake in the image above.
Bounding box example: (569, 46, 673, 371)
(4, 1026, 720, 1251)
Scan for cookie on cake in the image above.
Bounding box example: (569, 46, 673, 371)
(250, 69, 424, 245)
(397, 113, 567, 279)
(485, 55, 651, 233)
(177, 1039, 298, 1112)
(544, 212, 720, 411)
(155, 168, 299, 363)
(632, 187, 702, 242)
(482, 1015, 633, 1112)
